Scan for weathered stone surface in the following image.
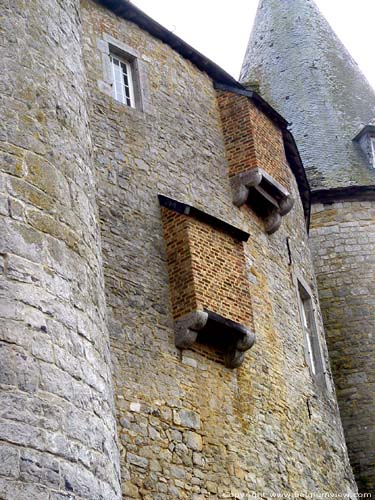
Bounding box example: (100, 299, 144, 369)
(19, 448, 60, 488)
(0, 444, 19, 478)
(173, 410, 201, 431)
(0, 0, 120, 498)
(310, 201, 375, 493)
(80, 1, 357, 497)
(184, 431, 203, 452)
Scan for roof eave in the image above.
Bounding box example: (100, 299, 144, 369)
(353, 124, 375, 142)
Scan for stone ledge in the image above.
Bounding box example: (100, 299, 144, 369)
(158, 194, 249, 242)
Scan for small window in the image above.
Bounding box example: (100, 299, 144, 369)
(97, 34, 150, 112)
(110, 53, 135, 107)
(353, 123, 375, 169)
(297, 281, 327, 390)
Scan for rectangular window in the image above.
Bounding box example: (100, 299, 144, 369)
(98, 34, 150, 112)
(110, 54, 135, 107)
(297, 281, 327, 390)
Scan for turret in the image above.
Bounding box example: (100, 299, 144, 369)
(241, 0, 375, 189)
(241, 0, 375, 493)
(0, 1, 120, 498)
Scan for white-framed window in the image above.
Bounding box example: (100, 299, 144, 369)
(299, 287, 316, 376)
(110, 53, 135, 107)
(297, 280, 327, 390)
(371, 137, 375, 168)
(97, 34, 150, 113)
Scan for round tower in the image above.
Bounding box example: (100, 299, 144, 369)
(0, 1, 120, 498)
(241, 0, 375, 493)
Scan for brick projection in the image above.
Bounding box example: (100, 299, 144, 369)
(217, 90, 290, 189)
(310, 202, 375, 494)
(160, 206, 253, 327)
(78, 0, 357, 497)
(0, 1, 120, 499)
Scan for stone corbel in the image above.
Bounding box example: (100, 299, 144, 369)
(230, 167, 294, 234)
(223, 325, 256, 369)
(174, 309, 256, 369)
(175, 310, 208, 349)
(264, 211, 282, 235)
(231, 169, 263, 207)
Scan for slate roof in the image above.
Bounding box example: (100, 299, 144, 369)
(241, 0, 375, 190)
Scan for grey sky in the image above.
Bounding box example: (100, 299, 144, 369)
(132, 0, 375, 89)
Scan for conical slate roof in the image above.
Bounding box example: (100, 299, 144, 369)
(240, 0, 375, 189)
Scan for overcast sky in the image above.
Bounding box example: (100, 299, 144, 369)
(132, 0, 375, 89)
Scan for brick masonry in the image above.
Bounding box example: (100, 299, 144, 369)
(160, 206, 253, 327)
(217, 91, 291, 190)
(0, 1, 120, 498)
(310, 201, 375, 493)
(80, 0, 357, 497)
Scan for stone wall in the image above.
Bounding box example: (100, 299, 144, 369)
(310, 201, 375, 493)
(81, 1, 357, 498)
(0, 1, 120, 498)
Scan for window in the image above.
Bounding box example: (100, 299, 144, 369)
(110, 53, 135, 107)
(297, 281, 327, 390)
(353, 123, 375, 169)
(97, 34, 150, 113)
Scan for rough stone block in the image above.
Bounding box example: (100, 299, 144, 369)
(20, 448, 60, 488)
(0, 445, 19, 478)
(173, 409, 201, 430)
(184, 431, 203, 451)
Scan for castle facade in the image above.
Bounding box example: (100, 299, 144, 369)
(0, 0, 372, 498)
(241, 0, 375, 493)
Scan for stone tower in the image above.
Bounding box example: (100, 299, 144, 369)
(241, 0, 375, 493)
(0, 1, 120, 498)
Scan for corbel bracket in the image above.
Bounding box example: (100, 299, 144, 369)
(231, 168, 294, 234)
(174, 309, 256, 369)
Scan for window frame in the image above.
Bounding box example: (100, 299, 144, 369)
(109, 52, 136, 108)
(97, 33, 150, 113)
(295, 277, 329, 392)
(371, 137, 375, 168)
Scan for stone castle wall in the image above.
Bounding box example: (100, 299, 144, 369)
(0, 1, 120, 498)
(81, 1, 356, 497)
(310, 202, 375, 493)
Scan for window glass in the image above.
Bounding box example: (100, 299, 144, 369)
(298, 282, 326, 389)
(110, 54, 135, 107)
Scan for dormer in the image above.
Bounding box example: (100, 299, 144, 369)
(353, 121, 375, 169)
